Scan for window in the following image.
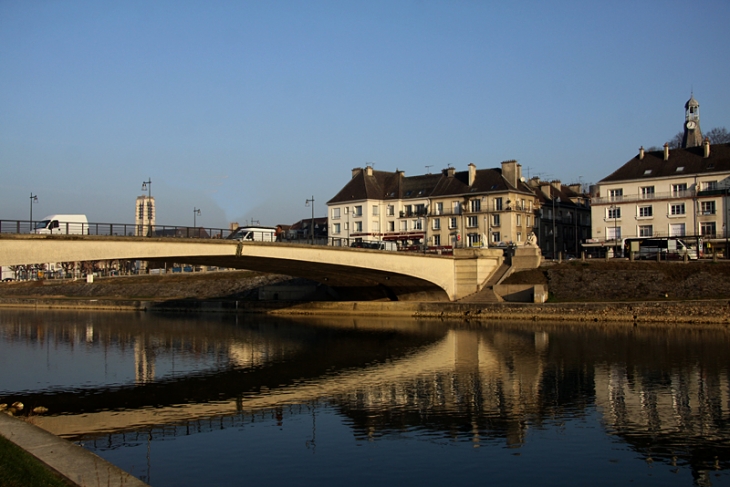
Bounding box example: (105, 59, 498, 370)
(516, 215, 522, 226)
(700, 222, 716, 236)
(449, 218, 457, 229)
(638, 206, 653, 218)
(495, 198, 503, 211)
(413, 220, 422, 230)
(470, 199, 481, 212)
(386, 205, 394, 216)
(517, 232, 522, 242)
(333, 223, 341, 234)
(415, 204, 426, 216)
(353, 206, 363, 217)
(387, 221, 395, 232)
(372, 221, 379, 231)
(639, 225, 653, 237)
(491, 232, 500, 243)
(345, 222, 349, 231)
(467, 234, 480, 247)
(703, 181, 718, 191)
(452, 201, 461, 214)
(640, 186, 655, 199)
(607, 226, 621, 240)
(670, 223, 686, 237)
(354, 221, 362, 232)
(701, 201, 716, 215)
(492, 214, 500, 226)
(467, 216, 478, 228)
(526, 215, 531, 227)
(607, 207, 621, 219)
(670, 203, 685, 216)
(400, 220, 408, 231)
(609, 189, 623, 201)
(372, 205, 379, 216)
(332, 208, 341, 219)
(433, 235, 441, 246)
(435, 202, 443, 215)
(432, 218, 441, 230)
(672, 183, 687, 196)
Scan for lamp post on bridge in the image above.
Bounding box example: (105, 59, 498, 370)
(305, 196, 315, 245)
(29, 193, 38, 230)
(193, 207, 201, 237)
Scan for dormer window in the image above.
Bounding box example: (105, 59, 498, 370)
(676, 166, 684, 172)
(643, 169, 652, 175)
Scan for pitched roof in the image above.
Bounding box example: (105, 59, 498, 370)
(600, 143, 730, 183)
(328, 166, 534, 205)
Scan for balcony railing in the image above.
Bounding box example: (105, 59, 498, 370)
(592, 190, 696, 205)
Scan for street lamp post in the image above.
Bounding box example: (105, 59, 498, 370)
(305, 196, 315, 245)
(193, 207, 201, 237)
(552, 196, 556, 260)
(141, 178, 152, 236)
(29, 193, 38, 230)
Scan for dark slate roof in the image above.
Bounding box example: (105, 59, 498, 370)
(328, 166, 534, 204)
(600, 143, 730, 183)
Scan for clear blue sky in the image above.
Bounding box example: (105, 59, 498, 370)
(2, 0, 729, 228)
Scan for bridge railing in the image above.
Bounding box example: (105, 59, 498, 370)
(0, 220, 235, 239)
(0, 220, 463, 254)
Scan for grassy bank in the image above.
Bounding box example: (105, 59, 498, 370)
(0, 434, 71, 487)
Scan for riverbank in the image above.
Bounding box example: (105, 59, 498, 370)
(1, 262, 729, 324)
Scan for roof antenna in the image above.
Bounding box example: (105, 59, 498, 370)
(425, 165, 433, 174)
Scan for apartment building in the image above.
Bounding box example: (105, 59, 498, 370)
(327, 161, 539, 250)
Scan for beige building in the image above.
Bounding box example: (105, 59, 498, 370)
(327, 161, 539, 250)
(589, 96, 730, 256)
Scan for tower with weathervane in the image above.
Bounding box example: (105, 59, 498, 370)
(681, 94, 703, 148)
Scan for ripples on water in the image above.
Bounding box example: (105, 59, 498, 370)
(1, 310, 729, 486)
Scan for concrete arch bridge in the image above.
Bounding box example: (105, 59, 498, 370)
(0, 235, 541, 301)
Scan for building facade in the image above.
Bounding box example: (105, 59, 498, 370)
(589, 96, 730, 256)
(528, 178, 591, 259)
(327, 161, 540, 250)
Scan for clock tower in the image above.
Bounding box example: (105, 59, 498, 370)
(681, 94, 703, 148)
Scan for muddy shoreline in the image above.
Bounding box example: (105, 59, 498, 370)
(1, 296, 728, 326)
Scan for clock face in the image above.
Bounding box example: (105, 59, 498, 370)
(686, 121, 696, 130)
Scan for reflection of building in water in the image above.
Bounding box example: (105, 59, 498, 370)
(134, 338, 156, 384)
(332, 329, 547, 448)
(594, 362, 730, 481)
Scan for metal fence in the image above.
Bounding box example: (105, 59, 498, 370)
(0, 220, 233, 239)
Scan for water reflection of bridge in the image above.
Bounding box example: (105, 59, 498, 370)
(32, 328, 548, 445)
(6, 313, 730, 477)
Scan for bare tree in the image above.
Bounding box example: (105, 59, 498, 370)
(704, 127, 730, 144)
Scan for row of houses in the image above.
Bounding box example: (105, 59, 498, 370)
(319, 95, 729, 258)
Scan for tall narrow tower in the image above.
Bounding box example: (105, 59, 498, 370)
(681, 94, 703, 148)
(135, 195, 155, 236)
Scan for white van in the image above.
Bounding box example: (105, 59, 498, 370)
(227, 226, 277, 242)
(637, 238, 698, 260)
(350, 240, 398, 251)
(32, 214, 89, 235)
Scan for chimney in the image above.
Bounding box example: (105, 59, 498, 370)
(445, 166, 455, 178)
(468, 163, 476, 186)
(501, 160, 520, 188)
(704, 137, 711, 158)
(352, 168, 363, 179)
(365, 166, 373, 176)
(568, 183, 582, 194)
(663, 143, 669, 161)
(639, 146, 645, 160)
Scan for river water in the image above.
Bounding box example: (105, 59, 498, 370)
(1, 309, 729, 487)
